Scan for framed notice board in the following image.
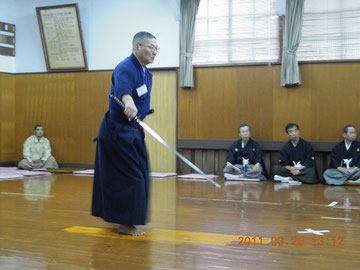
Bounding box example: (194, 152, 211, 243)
(36, 3, 88, 72)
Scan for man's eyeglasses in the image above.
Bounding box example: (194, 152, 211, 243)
(139, 44, 160, 52)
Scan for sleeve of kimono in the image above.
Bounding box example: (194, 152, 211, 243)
(41, 139, 52, 161)
(113, 66, 136, 99)
(303, 142, 315, 168)
(354, 142, 360, 167)
(330, 144, 342, 168)
(254, 142, 262, 164)
(279, 144, 289, 166)
(226, 142, 237, 164)
(23, 138, 32, 163)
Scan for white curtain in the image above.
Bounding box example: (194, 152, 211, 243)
(280, 0, 305, 87)
(180, 0, 200, 88)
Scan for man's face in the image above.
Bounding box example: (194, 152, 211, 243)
(34, 126, 44, 137)
(239, 126, 250, 140)
(286, 126, 299, 141)
(343, 127, 357, 142)
(134, 38, 158, 66)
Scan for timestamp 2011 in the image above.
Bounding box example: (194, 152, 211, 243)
(237, 236, 344, 247)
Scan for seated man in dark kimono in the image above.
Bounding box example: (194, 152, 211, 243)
(323, 125, 360, 185)
(92, 32, 159, 236)
(223, 124, 266, 180)
(273, 123, 317, 184)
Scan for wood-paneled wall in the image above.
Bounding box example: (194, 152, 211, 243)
(0, 70, 177, 172)
(0, 73, 16, 161)
(144, 71, 177, 172)
(15, 72, 110, 164)
(178, 63, 360, 142)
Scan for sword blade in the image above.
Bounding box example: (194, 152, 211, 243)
(139, 121, 221, 188)
(109, 94, 221, 188)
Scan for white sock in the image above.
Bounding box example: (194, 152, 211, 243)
(274, 175, 291, 182)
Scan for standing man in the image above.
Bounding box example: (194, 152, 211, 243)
(323, 125, 360, 185)
(18, 125, 59, 170)
(92, 32, 158, 236)
(272, 123, 317, 184)
(223, 124, 266, 180)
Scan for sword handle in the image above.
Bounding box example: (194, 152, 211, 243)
(147, 108, 155, 116)
(109, 94, 140, 123)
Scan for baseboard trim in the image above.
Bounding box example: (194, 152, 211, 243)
(0, 161, 17, 167)
(58, 163, 94, 169)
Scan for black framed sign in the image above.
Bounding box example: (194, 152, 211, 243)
(36, 3, 88, 72)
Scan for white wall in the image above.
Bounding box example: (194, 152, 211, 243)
(0, 0, 16, 73)
(89, 0, 179, 70)
(13, 0, 179, 73)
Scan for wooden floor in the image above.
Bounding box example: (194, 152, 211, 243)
(1, 174, 360, 270)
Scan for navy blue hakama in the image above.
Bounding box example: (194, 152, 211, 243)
(92, 113, 150, 225)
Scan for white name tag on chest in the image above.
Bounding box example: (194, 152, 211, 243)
(136, 84, 148, 97)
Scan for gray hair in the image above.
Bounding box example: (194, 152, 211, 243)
(343, 125, 356, 134)
(132, 31, 156, 47)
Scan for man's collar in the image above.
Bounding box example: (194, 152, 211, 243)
(130, 53, 145, 70)
(344, 140, 352, 148)
(33, 135, 44, 143)
(290, 138, 300, 146)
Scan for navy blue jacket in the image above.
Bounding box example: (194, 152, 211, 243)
(330, 140, 360, 168)
(109, 53, 152, 120)
(227, 138, 262, 165)
(279, 138, 315, 168)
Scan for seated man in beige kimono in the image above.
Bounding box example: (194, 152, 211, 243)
(18, 125, 59, 170)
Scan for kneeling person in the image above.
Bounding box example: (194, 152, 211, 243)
(273, 123, 317, 183)
(223, 124, 266, 180)
(323, 125, 360, 185)
(18, 125, 59, 170)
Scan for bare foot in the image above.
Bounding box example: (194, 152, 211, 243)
(117, 224, 145, 236)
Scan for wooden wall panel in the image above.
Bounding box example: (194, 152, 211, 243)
(178, 62, 360, 142)
(144, 70, 177, 172)
(272, 65, 313, 140)
(16, 73, 77, 162)
(178, 65, 274, 140)
(72, 71, 110, 163)
(14, 72, 111, 164)
(0, 74, 16, 161)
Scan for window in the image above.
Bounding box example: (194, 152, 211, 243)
(298, 0, 360, 61)
(193, 0, 360, 65)
(193, 0, 280, 65)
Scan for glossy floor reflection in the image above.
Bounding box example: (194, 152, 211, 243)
(0, 175, 359, 269)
